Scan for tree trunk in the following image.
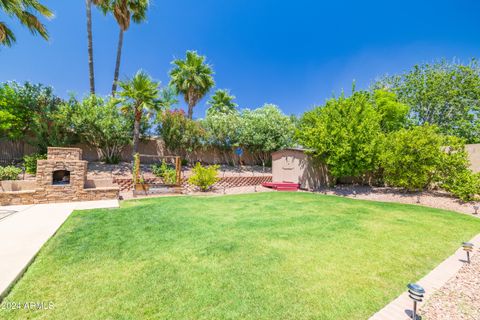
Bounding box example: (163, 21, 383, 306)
(187, 101, 194, 119)
(111, 28, 124, 96)
(86, 0, 95, 95)
(132, 108, 141, 159)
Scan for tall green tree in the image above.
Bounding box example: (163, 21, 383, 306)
(157, 109, 205, 160)
(239, 104, 294, 169)
(203, 110, 241, 164)
(375, 60, 480, 142)
(59, 95, 131, 164)
(118, 70, 160, 157)
(296, 92, 382, 179)
(0, 0, 53, 46)
(371, 89, 409, 133)
(0, 81, 74, 152)
(85, 0, 105, 94)
(100, 0, 149, 95)
(206, 89, 238, 115)
(158, 84, 179, 110)
(169, 51, 215, 119)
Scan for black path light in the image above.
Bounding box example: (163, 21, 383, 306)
(407, 283, 425, 320)
(462, 242, 474, 264)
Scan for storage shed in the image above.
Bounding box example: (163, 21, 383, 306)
(271, 148, 331, 190)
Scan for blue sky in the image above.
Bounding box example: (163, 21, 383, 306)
(1, 0, 480, 118)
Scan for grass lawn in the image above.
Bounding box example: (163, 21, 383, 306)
(2, 192, 480, 320)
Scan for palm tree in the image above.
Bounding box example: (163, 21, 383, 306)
(0, 0, 53, 46)
(169, 51, 215, 119)
(101, 0, 149, 96)
(207, 89, 238, 115)
(118, 70, 160, 157)
(158, 85, 179, 110)
(86, 0, 95, 94)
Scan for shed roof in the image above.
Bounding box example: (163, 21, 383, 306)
(271, 147, 309, 155)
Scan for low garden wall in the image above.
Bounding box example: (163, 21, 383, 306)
(114, 175, 273, 192)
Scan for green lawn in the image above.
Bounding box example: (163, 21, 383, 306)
(2, 192, 480, 320)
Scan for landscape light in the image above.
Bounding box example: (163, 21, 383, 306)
(473, 205, 479, 215)
(462, 242, 474, 264)
(407, 283, 425, 320)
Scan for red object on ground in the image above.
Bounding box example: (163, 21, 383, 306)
(262, 182, 300, 191)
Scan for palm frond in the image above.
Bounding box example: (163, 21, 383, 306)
(0, 21, 16, 46)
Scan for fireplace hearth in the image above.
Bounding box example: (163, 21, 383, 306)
(52, 170, 70, 185)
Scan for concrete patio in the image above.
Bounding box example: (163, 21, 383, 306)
(0, 200, 119, 300)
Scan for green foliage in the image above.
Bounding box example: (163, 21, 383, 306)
(59, 95, 131, 164)
(157, 109, 205, 157)
(375, 60, 480, 142)
(151, 161, 177, 184)
(188, 163, 219, 191)
(0, 82, 75, 152)
(206, 89, 238, 116)
(23, 153, 47, 174)
(380, 126, 479, 200)
(380, 126, 444, 191)
(0, 0, 53, 46)
(158, 85, 179, 110)
(437, 136, 480, 201)
(119, 70, 161, 156)
(239, 104, 294, 167)
(297, 92, 381, 178)
(0, 166, 22, 180)
(372, 89, 410, 133)
(169, 51, 215, 119)
(203, 111, 241, 163)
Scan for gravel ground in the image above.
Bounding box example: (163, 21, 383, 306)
(87, 162, 271, 179)
(120, 185, 273, 200)
(420, 252, 480, 320)
(315, 185, 480, 217)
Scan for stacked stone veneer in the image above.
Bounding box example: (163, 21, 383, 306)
(0, 147, 119, 206)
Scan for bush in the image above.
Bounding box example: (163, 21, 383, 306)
(188, 163, 220, 191)
(380, 125, 444, 191)
(151, 161, 177, 185)
(23, 153, 47, 174)
(442, 170, 480, 202)
(0, 166, 22, 180)
(437, 136, 480, 201)
(380, 125, 480, 200)
(296, 92, 382, 179)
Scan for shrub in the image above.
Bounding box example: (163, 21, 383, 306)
(0, 166, 22, 180)
(23, 153, 47, 174)
(437, 136, 480, 201)
(380, 125, 480, 200)
(442, 170, 480, 202)
(380, 125, 444, 191)
(59, 96, 131, 164)
(188, 163, 220, 191)
(296, 92, 382, 179)
(151, 161, 177, 184)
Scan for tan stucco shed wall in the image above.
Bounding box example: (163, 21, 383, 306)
(466, 144, 480, 173)
(272, 149, 330, 190)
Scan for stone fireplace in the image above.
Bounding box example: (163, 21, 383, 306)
(0, 147, 119, 206)
(52, 170, 70, 185)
